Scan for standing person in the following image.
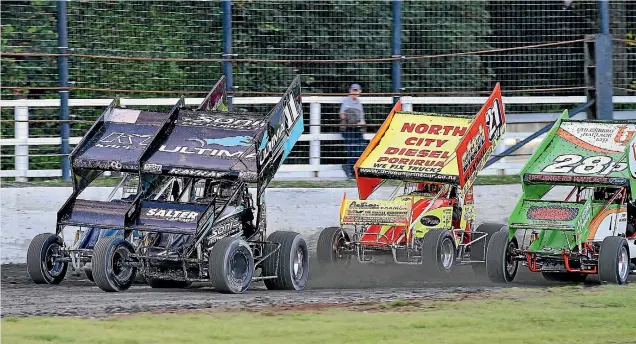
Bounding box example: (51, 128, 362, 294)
(339, 83, 366, 178)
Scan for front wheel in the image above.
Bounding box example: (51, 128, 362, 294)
(471, 223, 506, 275)
(486, 231, 518, 283)
(27, 233, 68, 284)
(421, 229, 456, 274)
(92, 237, 137, 292)
(316, 227, 351, 266)
(209, 237, 254, 294)
(598, 236, 630, 284)
(262, 231, 309, 291)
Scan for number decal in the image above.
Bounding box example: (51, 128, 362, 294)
(542, 155, 582, 173)
(572, 156, 611, 174)
(543, 154, 627, 175)
(485, 99, 504, 142)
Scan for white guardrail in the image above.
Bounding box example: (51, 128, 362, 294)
(1, 96, 635, 181)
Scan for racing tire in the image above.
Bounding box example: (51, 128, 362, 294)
(92, 237, 137, 292)
(541, 272, 587, 283)
(146, 278, 191, 289)
(209, 237, 254, 294)
(471, 223, 507, 276)
(598, 236, 630, 285)
(27, 233, 68, 284)
(317, 227, 351, 266)
(84, 262, 94, 283)
(421, 229, 456, 275)
(262, 231, 309, 291)
(486, 231, 518, 283)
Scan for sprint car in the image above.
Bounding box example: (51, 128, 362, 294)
(486, 114, 636, 284)
(317, 84, 508, 274)
(27, 76, 309, 293)
(26, 77, 228, 285)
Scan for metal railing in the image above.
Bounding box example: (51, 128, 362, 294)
(2, 96, 635, 181)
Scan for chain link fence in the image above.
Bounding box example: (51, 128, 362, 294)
(1, 0, 635, 175)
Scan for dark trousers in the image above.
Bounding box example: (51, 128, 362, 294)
(342, 130, 365, 177)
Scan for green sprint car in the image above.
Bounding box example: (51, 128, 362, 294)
(485, 111, 636, 284)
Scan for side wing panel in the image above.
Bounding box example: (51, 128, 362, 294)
(197, 76, 228, 111)
(456, 83, 506, 194)
(256, 76, 304, 193)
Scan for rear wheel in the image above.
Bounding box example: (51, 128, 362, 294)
(209, 237, 254, 294)
(317, 227, 351, 265)
(486, 231, 518, 283)
(421, 229, 456, 274)
(471, 223, 506, 275)
(541, 272, 587, 283)
(598, 236, 630, 284)
(92, 237, 137, 292)
(262, 231, 309, 291)
(27, 233, 68, 284)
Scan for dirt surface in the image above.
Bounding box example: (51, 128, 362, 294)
(1, 185, 593, 318)
(2, 260, 583, 318)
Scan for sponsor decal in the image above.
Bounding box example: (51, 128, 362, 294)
(341, 199, 411, 226)
(208, 217, 242, 240)
(527, 206, 579, 222)
(158, 138, 256, 159)
(96, 132, 152, 150)
(358, 167, 459, 182)
(194, 136, 253, 147)
(143, 163, 163, 173)
(576, 200, 592, 230)
(72, 159, 123, 170)
(542, 154, 628, 175)
(179, 113, 266, 130)
(525, 173, 629, 186)
(167, 168, 229, 178)
(420, 215, 441, 226)
(358, 113, 471, 177)
(144, 208, 199, 223)
(558, 122, 636, 154)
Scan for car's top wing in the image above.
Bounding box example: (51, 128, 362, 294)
(355, 83, 505, 199)
(71, 98, 180, 173)
(141, 109, 267, 181)
(521, 116, 635, 188)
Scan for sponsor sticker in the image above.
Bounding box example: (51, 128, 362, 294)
(144, 208, 199, 223)
(340, 199, 411, 226)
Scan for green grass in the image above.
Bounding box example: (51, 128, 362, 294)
(3, 285, 636, 344)
(1, 175, 520, 188)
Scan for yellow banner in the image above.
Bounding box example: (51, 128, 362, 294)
(358, 113, 472, 180)
(340, 199, 411, 226)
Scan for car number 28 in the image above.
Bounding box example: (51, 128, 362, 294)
(542, 154, 627, 175)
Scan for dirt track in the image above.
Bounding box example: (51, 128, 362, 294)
(2, 261, 587, 318)
(0, 185, 604, 318)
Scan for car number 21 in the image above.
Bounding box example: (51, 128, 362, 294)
(542, 154, 627, 175)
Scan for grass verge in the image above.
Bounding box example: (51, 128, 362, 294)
(2, 284, 635, 344)
(1, 174, 520, 188)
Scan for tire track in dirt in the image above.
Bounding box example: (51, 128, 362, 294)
(2, 262, 565, 318)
